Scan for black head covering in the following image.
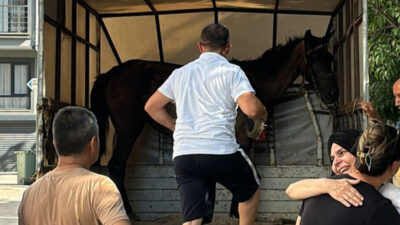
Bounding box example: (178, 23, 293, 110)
(328, 129, 362, 161)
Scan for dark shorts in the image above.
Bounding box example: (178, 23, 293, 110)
(173, 151, 261, 223)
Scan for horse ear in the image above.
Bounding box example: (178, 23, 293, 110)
(323, 29, 335, 43)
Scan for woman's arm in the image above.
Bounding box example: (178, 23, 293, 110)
(286, 178, 363, 207)
(295, 216, 301, 225)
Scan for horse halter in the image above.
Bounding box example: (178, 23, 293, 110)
(305, 43, 327, 56)
(304, 43, 337, 109)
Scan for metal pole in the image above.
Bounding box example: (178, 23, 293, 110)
(304, 92, 323, 166)
(35, 0, 44, 173)
(362, 0, 369, 129)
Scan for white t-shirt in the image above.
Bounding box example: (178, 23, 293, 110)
(380, 183, 400, 214)
(158, 52, 255, 159)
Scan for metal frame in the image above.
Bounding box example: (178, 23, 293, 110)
(37, 0, 369, 168)
(362, 0, 369, 129)
(51, 0, 347, 167)
(71, 0, 77, 105)
(98, 18, 121, 64)
(98, 3, 335, 62)
(330, 0, 368, 131)
(84, 7, 89, 107)
(96, 1, 337, 63)
(100, 8, 332, 18)
(43, 0, 100, 104)
(36, 0, 44, 174)
(144, 0, 164, 63)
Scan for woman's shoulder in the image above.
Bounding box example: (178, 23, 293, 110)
(379, 183, 400, 214)
(380, 183, 400, 194)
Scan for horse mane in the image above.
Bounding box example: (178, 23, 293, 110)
(231, 37, 303, 81)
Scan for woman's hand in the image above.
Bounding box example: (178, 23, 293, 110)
(327, 178, 364, 207)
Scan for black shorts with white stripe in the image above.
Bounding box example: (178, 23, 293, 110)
(173, 151, 261, 223)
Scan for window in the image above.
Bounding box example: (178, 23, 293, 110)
(0, 60, 32, 109)
(0, 0, 28, 33)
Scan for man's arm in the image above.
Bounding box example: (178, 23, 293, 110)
(144, 91, 176, 131)
(295, 216, 301, 225)
(236, 92, 267, 121)
(286, 178, 363, 207)
(360, 101, 380, 120)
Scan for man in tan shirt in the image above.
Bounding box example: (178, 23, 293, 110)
(18, 106, 131, 225)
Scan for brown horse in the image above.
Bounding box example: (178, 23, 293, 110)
(90, 30, 338, 219)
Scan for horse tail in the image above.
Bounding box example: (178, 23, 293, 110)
(90, 74, 110, 158)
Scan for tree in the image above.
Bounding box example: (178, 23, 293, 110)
(368, 0, 400, 123)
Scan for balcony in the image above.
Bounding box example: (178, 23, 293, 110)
(0, 1, 28, 35)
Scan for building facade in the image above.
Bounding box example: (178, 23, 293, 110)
(0, 0, 38, 171)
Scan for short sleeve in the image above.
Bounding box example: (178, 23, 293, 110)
(231, 68, 255, 102)
(298, 201, 305, 216)
(158, 70, 177, 101)
(94, 177, 129, 225)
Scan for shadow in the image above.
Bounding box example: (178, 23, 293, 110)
(0, 142, 31, 171)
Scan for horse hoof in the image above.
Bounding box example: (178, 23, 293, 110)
(246, 119, 265, 139)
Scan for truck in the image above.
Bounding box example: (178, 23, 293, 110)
(35, 0, 369, 223)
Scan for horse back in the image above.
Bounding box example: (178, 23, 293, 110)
(104, 59, 181, 103)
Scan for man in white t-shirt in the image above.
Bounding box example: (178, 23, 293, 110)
(145, 23, 267, 225)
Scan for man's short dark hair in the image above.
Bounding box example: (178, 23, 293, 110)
(200, 23, 230, 50)
(52, 106, 99, 156)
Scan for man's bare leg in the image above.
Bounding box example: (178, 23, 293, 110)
(183, 218, 202, 225)
(238, 189, 260, 225)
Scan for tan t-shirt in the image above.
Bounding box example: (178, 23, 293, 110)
(18, 167, 129, 225)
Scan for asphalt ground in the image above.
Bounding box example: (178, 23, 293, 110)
(0, 173, 291, 225)
(0, 173, 27, 225)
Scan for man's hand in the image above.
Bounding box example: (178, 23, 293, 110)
(360, 101, 380, 120)
(327, 178, 363, 207)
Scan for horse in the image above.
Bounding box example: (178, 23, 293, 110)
(90, 29, 338, 220)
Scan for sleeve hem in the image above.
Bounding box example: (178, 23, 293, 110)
(234, 90, 255, 103)
(158, 88, 174, 101)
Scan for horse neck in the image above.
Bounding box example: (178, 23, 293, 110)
(277, 40, 307, 87)
(244, 39, 306, 106)
(266, 40, 306, 105)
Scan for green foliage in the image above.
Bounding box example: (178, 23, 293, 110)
(368, 0, 400, 123)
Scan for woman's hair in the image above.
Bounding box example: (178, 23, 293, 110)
(355, 120, 400, 176)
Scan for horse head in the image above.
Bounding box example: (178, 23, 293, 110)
(303, 30, 338, 109)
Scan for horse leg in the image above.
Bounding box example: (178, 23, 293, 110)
(108, 123, 145, 221)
